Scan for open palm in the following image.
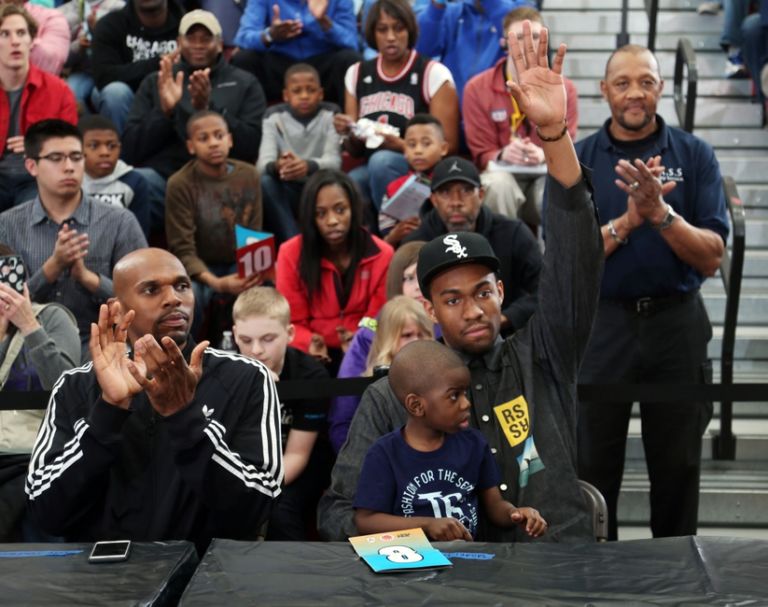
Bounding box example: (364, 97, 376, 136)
(507, 22, 568, 129)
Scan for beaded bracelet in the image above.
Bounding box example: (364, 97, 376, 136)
(535, 121, 568, 142)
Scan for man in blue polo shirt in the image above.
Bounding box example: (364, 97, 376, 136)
(575, 44, 729, 540)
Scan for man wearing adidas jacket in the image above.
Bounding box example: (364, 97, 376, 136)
(26, 248, 282, 550)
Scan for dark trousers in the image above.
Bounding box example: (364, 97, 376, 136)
(0, 172, 37, 213)
(577, 293, 713, 540)
(231, 48, 361, 106)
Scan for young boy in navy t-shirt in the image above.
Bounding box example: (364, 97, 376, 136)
(354, 340, 547, 541)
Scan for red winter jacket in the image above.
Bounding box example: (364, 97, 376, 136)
(0, 64, 77, 156)
(276, 230, 394, 352)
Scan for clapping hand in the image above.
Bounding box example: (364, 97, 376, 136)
(614, 156, 675, 226)
(158, 49, 184, 116)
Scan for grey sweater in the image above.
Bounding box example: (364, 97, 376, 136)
(317, 173, 604, 542)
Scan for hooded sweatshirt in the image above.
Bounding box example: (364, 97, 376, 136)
(82, 159, 151, 235)
(90, 0, 183, 91)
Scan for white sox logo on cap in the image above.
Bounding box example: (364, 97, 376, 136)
(443, 234, 467, 259)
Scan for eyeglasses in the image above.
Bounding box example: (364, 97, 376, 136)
(33, 152, 85, 164)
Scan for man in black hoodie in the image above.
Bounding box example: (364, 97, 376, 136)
(403, 156, 542, 334)
(90, 0, 184, 134)
(121, 9, 266, 231)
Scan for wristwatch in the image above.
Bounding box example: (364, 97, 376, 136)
(652, 204, 677, 231)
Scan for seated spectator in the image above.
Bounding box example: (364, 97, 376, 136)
(275, 169, 393, 372)
(79, 114, 151, 235)
(719, 0, 752, 77)
(14, 0, 69, 75)
(25, 247, 283, 551)
(232, 286, 333, 540)
(379, 114, 448, 246)
(404, 156, 541, 335)
(0, 245, 79, 541)
(123, 9, 266, 230)
(232, 0, 361, 105)
(0, 119, 146, 354)
(415, 0, 534, 104)
(59, 0, 126, 109)
(742, 0, 768, 116)
(90, 0, 182, 134)
(353, 340, 547, 540)
(334, 0, 458, 212)
(329, 294, 433, 453)
(359, 0, 430, 59)
(165, 110, 263, 339)
(257, 63, 341, 245)
(0, 4, 77, 212)
(329, 241, 430, 452)
(463, 7, 578, 224)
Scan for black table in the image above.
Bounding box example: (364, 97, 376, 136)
(0, 541, 197, 606)
(180, 537, 768, 605)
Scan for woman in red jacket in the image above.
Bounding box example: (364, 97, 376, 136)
(276, 169, 394, 371)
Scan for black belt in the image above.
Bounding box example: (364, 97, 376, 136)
(606, 289, 698, 317)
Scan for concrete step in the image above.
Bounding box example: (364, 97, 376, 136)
(710, 325, 768, 360)
(618, 460, 768, 527)
(702, 286, 768, 326)
(738, 250, 768, 277)
(570, 77, 753, 99)
(564, 50, 748, 80)
(625, 419, 768, 461)
(550, 32, 724, 53)
(575, 128, 768, 151)
(544, 11, 721, 35)
(716, 155, 768, 185)
(578, 99, 763, 129)
(743, 218, 768, 249)
(542, 0, 703, 10)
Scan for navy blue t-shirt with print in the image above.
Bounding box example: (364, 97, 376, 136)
(354, 427, 500, 538)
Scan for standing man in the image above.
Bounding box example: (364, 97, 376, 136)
(0, 119, 146, 353)
(26, 248, 283, 550)
(90, 0, 183, 134)
(318, 22, 604, 542)
(575, 45, 729, 540)
(0, 4, 77, 211)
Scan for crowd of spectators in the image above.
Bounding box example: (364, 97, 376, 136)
(0, 0, 752, 550)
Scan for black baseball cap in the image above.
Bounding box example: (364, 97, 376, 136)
(430, 156, 482, 192)
(417, 232, 500, 297)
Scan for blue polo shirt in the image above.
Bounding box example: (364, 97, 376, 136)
(575, 116, 729, 300)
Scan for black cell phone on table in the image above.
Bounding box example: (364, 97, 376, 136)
(0, 255, 25, 294)
(88, 540, 131, 563)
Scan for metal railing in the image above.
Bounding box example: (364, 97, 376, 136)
(713, 177, 747, 460)
(674, 37, 698, 133)
(645, 0, 660, 52)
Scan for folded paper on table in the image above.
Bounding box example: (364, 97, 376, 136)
(349, 527, 453, 573)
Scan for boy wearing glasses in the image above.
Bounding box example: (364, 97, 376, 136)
(402, 156, 542, 335)
(0, 4, 77, 213)
(0, 119, 146, 356)
(79, 115, 151, 236)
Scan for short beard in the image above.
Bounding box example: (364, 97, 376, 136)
(616, 110, 653, 132)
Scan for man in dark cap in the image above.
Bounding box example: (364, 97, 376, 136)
(318, 21, 605, 543)
(404, 156, 542, 334)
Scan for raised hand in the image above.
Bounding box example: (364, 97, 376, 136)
(128, 335, 209, 417)
(50, 223, 89, 274)
(90, 302, 144, 409)
(158, 50, 184, 116)
(506, 21, 567, 130)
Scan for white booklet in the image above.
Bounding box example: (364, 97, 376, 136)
(488, 159, 547, 176)
(381, 174, 431, 221)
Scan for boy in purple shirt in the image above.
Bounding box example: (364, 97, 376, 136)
(354, 340, 547, 540)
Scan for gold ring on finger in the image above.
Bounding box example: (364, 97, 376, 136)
(630, 181, 640, 191)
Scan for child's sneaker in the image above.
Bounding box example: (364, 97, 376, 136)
(725, 50, 748, 79)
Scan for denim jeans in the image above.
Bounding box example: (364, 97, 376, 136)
(260, 173, 302, 245)
(91, 81, 134, 135)
(348, 149, 410, 211)
(742, 13, 768, 102)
